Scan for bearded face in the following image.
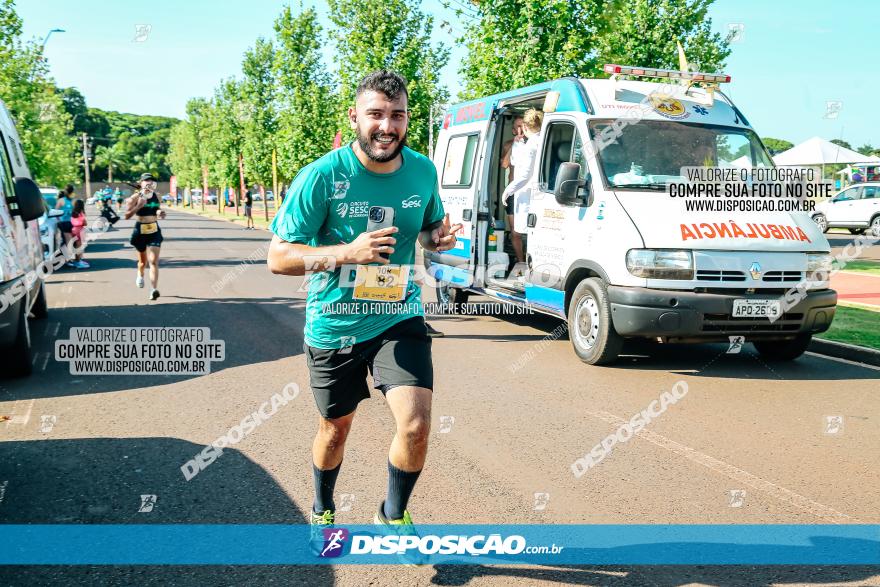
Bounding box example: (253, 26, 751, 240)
(350, 90, 409, 163)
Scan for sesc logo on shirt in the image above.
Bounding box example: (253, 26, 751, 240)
(401, 194, 422, 209)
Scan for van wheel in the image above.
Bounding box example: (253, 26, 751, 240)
(812, 214, 828, 233)
(31, 282, 48, 320)
(753, 334, 812, 361)
(871, 216, 880, 237)
(848, 228, 866, 235)
(567, 277, 622, 365)
(4, 300, 33, 377)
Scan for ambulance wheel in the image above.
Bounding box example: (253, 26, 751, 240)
(436, 281, 469, 308)
(31, 282, 48, 320)
(567, 278, 622, 365)
(3, 299, 33, 378)
(753, 334, 811, 361)
(812, 214, 828, 233)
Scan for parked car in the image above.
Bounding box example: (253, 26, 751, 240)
(0, 98, 50, 377)
(812, 183, 880, 235)
(38, 187, 64, 261)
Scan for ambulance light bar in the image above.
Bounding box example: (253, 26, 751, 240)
(603, 64, 731, 83)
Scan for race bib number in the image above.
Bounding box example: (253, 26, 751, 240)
(352, 265, 409, 302)
(139, 222, 158, 235)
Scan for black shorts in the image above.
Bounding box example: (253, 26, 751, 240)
(130, 222, 163, 252)
(58, 220, 73, 233)
(244, 205, 253, 217)
(504, 196, 514, 215)
(304, 316, 433, 419)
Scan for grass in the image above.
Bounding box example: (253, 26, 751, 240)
(170, 203, 277, 231)
(838, 260, 880, 276)
(817, 305, 880, 350)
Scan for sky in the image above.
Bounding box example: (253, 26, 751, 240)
(16, 0, 879, 149)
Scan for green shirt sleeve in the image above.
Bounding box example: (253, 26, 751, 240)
(421, 167, 445, 231)
(270, 165, 330, 244)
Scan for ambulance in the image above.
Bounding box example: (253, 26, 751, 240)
(425, 65, 837, 365)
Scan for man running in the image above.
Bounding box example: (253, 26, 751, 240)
(267, 70, 460, 555)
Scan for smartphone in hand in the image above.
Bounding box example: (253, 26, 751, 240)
(367, 206, 395, 260)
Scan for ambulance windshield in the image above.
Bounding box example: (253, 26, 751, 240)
(589, 120, 773, 189)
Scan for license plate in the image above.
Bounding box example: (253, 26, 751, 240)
(732, 299, 781, 319)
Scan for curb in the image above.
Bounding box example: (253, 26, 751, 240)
(171, 207, 272, 231)
(810, 338, 880, 367)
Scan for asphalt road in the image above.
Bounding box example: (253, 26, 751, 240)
(1, 210, 878, 586)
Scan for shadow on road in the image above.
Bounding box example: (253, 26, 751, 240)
(1, 297, 307, 399)
(429, 301, 879, 381)
(430, 562, 879, 586)
(0, 437, 332, 585)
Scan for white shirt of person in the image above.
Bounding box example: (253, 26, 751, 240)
(502, 133, 541, 203)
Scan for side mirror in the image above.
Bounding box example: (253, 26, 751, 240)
(12, 177, 46, 222)
(554, 162, 589, 206)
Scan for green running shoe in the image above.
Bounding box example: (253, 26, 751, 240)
(374, 501, 425, 566)
(310, 509, 336, 557)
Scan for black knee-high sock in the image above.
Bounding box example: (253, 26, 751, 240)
(313, 461, 341, 514)
(384, 461, 422, 520)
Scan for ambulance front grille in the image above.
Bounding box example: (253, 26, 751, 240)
(701, 312, 804, 333)
(696, 270, 746, 282)
(762, 270, 803, 282)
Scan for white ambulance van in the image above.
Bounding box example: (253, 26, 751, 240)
(426, 65, 836, 365)
(0, 98, 51, 377)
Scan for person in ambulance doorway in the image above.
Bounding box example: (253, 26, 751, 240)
(500, 115, 525, 265)
(501, 108, 543, 277)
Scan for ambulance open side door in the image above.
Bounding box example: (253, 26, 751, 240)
(427, 107, 491, 290)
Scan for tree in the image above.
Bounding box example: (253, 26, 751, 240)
(458, 0, 730, 99)
(273, 5, 335, 182)
(131, 149, 163, 178)
(594, 0, 730, 75)
(93, 142, 127, 182)
(857, 143, 877, 157)
(458, 0, 607, 98)
(762, 137, 793, 156)
(0, 0, 78, 185)
(240, 37, 277, 188)
(328, 0, 449, 154)
(830, 139, 852, 150)
(203, 79, 245, 197)
(168, 98, 210, 190)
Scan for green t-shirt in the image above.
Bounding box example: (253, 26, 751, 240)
(270, 145, 445, 349)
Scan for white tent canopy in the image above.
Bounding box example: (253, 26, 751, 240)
(773, 136, 880, 166)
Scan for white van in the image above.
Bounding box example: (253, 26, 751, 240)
(427, 65, 837, 365)
(0, 98, 52, 377)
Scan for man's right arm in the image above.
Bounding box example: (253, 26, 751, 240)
(268, 228, 398, 277)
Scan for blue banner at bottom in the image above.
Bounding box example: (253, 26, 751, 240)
(1, 525, 878, 565)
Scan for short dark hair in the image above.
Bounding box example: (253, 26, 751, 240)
(356, 70, 408, 103)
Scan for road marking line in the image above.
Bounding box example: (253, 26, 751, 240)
(586, 409, 861, 524)
(806, 351, 880, 372)
(8, 399, 34, 426)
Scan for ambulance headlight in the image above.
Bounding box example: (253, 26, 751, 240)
(806, 253, 834, 285)
(626, 249, 694, 279)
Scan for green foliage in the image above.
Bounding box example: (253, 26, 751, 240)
(328, 0, 449, 154)
(0, 0, 78, 185)
(459, 0, 730, 99)
(761, 137, 793, 155)
(457, 0, 606, 98)
(204, 79, 245, 189)
(857, 144, 877, 157)
(830, 139, 852, 150)
(240, 37, 277, 186)
(273, 5, 335, 182)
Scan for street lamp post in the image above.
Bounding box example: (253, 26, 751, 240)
(41, 28, 66, 50)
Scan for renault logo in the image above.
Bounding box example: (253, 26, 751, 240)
(749, 262, 762, 280)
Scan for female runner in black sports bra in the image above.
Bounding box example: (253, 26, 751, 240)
(124, 173, 166, 300)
